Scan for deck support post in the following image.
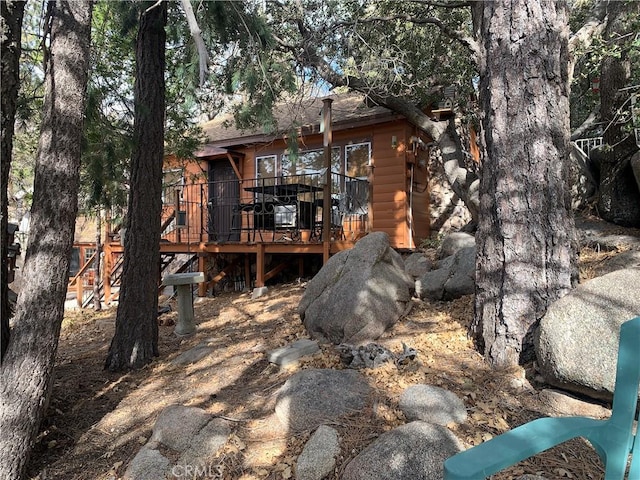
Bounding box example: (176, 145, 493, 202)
(76, 276, 83, 308)
(197, 254, 207, 297)
(255, 243, 265, 288)
(321, 98, 333, 264)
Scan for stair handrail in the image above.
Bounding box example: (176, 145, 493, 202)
(68, 251, 97, 287)
(574, 136, 603, 158)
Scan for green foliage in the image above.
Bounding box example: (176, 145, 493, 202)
(193, 1, 298, 131)
(420, 233, 442, 250)
(569, 0, 640, 132)
(196, 0, 480, 137)
(8, 1, 47, 214)
(78, 1, 207, 217)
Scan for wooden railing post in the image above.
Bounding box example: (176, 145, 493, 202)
(76, 273, 83, 307)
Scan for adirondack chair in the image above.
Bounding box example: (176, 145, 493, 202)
(444, 316, 640, 480)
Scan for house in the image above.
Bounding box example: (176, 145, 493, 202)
(92, 93, 439, 303)
(159, 93, 435, 291)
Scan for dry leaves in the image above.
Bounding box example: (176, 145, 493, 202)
(28, 267, 616, 480)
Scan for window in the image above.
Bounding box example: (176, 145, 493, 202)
(83, 247, 98, 271)
(162, 169, 183, 204)
(255, 155, 277, 185)
(282, 148, 341, 177)
(345, 142, 371, 179)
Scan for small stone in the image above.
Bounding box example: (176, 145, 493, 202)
(268, 339, 320, 367)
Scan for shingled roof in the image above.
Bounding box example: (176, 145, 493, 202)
(200, 93, 401, 150)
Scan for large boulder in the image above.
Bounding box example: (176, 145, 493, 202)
(404, 252, 432, 279)
(535, 268, 640, 401)
(416, 246, 476, 301)
(439, 232, 475, 258)
(299, 232, 414, 345)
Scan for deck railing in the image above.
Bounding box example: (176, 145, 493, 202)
(574, 136, 603, 158)
(161, 172, 369, 244)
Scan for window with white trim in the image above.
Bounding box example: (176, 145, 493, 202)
(162, 169, 184, 204)
(345, 142, 371, 179)
(281, 148, 341, 177)
(255, 155, 277, 186)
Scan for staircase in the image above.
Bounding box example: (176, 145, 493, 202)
(82, 252, 197, 308)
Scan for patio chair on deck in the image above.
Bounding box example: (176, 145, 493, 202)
(341, 179, 368, 240)
(444, 316, 640, 480)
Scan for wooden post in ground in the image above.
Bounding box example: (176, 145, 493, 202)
(197, 253, 207, 297)
(255, 244, 265, 287)
(76, 274, 83, 308)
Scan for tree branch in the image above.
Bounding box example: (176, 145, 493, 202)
(290, 23, 479, 223)
(567, 0, 609, 83)
(179, 0, 209, 87)
(334, 14, 479, 57)
(144, 0, 164, 14)
(408, 0, 472, 7)
(568, 0, 609, 53)
(571, 108, 601, 141)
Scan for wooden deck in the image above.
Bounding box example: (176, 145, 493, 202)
(94, 237, 358, 306)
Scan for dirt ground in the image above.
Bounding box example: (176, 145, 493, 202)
(27, 238, 636, 480)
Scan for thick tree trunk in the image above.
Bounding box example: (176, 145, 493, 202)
(105, 1, 166, 371)
(0, 2, 92, 477)
(472, 0, 578, 367)
(1, 0, 25, 361)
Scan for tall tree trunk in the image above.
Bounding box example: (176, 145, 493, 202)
(93, 208, 102, 311)
(472, 0, 578, 367)
(105, 1, 166, 371)
(0, 2, 92, 477)
(1, 0, 26, 361)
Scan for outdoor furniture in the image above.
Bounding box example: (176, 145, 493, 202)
(443, 316, 640, 480)
(311, 196, 344, 241)
(228, 202, 256, 241)
(163, 272, 205, 336)
(244, 182, 322, 240)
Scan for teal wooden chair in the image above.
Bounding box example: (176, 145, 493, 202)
(444, 316, 640, 480)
